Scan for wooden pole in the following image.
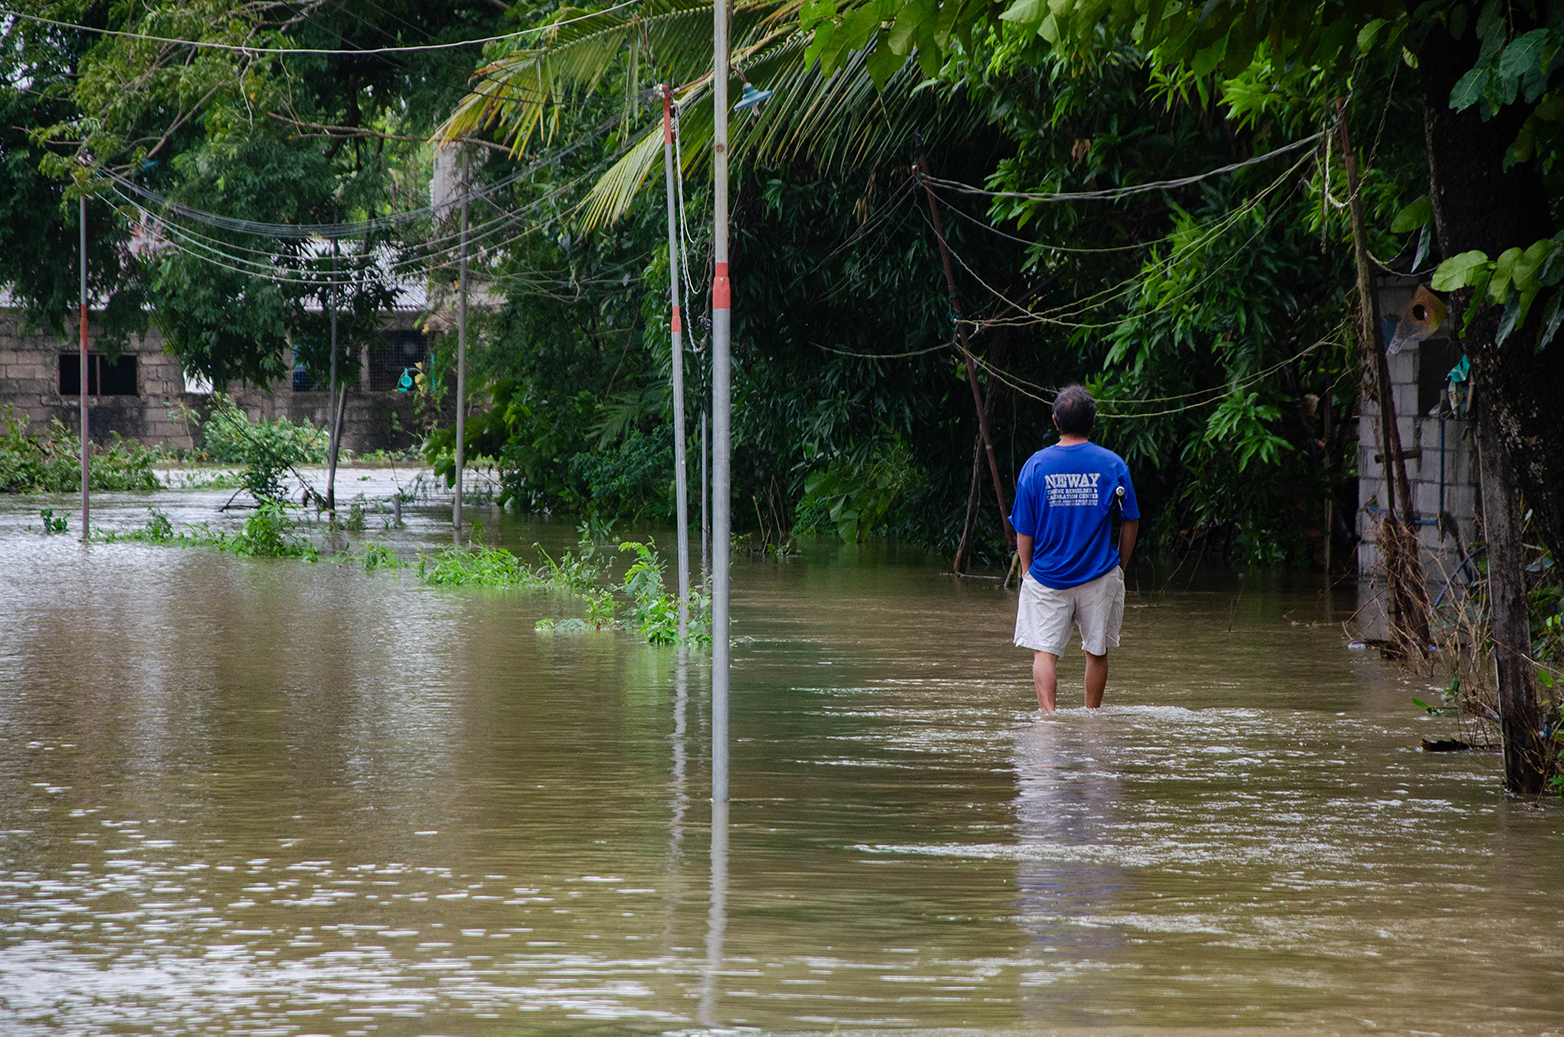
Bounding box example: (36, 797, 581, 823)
(1339, 100, 1428, 651)
(913, 145, 1014, 552)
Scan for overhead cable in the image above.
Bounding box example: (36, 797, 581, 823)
(0, 1, 641, 57)
(925, 131, 1325, 203)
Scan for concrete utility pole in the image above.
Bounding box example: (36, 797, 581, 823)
(710, 0, 731, 804)
(662, 86, 692, 639)
(454, 155, 469, 540)
(326, 233, 341, 510)
(701, 412, 709, 581)
(79, 196, 89, 540)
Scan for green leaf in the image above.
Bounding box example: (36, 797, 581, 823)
(1496, 293, 1521, 345)
(1431, 250, 1494, 291)
(1000, 0, 1047, 23)
(1511, 238, 1555, 292)
(1489, 245, 1525, 304)
(887, 0, 932, 55)
(1449, 65, 1491, 111)
(865, 30, 904, 89)
(1498, 28, 1549, 81)
(1390, 195, 1432, 234)
(1411, 696, 1441, 715)
(1538, 291, 1563, 350)
(1357, 18, 1388, 53)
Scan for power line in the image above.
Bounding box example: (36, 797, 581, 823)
(0, 1, 642, 57)
(925, 131, 1326, 203)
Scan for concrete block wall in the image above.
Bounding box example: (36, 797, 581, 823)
(1357, 335, 1478, 642)
(1, 310, 441, 455)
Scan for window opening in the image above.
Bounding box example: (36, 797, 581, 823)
(59, 353, 138, 396)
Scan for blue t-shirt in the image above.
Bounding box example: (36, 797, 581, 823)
(1009, 441, 1139, 589)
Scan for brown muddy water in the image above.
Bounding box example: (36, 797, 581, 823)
(1, 484, 1561, 1035)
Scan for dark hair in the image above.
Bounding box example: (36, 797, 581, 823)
(1052, 385, 1096, 436)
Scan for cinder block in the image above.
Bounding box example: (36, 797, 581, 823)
(1388, 350, 1416, 384)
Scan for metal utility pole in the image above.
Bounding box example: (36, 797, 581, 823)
(79, 196, 89, 540)
(913, 146, 1013, 554)
(662, 86, 692, 639)
(710, 0, 731, 804)
(454, 155, 469, 540)
(326, 234, 341, 510)
(701, 411, 710, 581)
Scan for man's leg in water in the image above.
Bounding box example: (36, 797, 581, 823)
(1084, 651, 1107, 708)
(1032, 651, 1059, 713)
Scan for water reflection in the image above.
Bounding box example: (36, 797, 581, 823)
(700, 799, 728, 1028)
(1013, 716, 1128, 1024)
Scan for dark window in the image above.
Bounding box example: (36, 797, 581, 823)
(369, 329, 428, 392)
(292, 365, 316, 392)
(59, 353, 138, 396)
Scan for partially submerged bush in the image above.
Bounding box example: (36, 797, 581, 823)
(1, 407, 160, 493)
(189, 396, 328, 502)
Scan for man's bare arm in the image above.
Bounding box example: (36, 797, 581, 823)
(1118, 519, 1138, 570)
(1016, 533, 1033, 577)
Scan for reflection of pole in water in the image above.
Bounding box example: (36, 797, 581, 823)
(670, 648, 690, 858)
(700, 798, 728, 1027)
(1013, 721, 1127, 1024)
(663, 648, 692, 948)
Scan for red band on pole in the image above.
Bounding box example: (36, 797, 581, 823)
(712, 262, 730, 310)
(671, 304, 682, 334)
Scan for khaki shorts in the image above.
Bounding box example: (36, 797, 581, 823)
(1014, 567, 1125, 657)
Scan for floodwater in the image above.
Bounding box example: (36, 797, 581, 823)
(2, 482, 1561, 1035)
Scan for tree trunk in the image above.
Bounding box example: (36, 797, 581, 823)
(1415, 14, 1559, 792)
(1473, 356, 1547, 794)
(1416, 14, 1564, 565)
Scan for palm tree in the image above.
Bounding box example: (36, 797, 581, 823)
(436, 0, 984, 230)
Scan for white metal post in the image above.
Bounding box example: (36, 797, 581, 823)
(79, 196, 89, 540)
(663, 88, 691, 639)
(711, 0, 731, 803)
(326, 234, 340, 510)
(701, 411, 709, 581)
(454, 155, 468, 539)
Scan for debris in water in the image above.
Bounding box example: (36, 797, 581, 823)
(1420, 738, 1471, 753)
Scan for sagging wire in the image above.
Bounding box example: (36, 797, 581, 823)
(114, 157, 616, 289)
(923, 131, 1326, 203)
(673, 98, 700, 325)
(933, 151, 1309, 333)
(105, 109, 624, 242)
(964, 325, 1344, 417)
(0, 0, 643, 57)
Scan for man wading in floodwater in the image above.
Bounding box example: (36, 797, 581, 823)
(1010, 385, 1139, 713)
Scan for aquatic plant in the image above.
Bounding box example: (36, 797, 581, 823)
(38, 508, 67, 534)
(416, 543, 534, 588)
(362, 542, 405, 570)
